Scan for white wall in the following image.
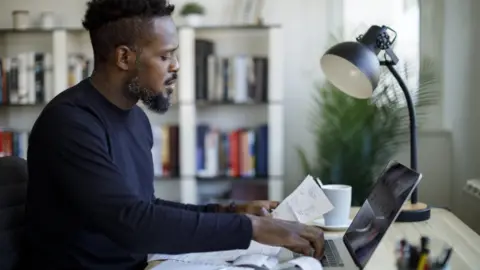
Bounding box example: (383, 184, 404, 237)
(408, 0, 480, 231)
(432, 0, 480, 221)
(0, 0, 464, 214)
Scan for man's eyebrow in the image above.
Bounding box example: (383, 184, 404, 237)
(164, 44, 179, 52)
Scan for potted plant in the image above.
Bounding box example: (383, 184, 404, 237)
(180, 2, 205, 27)
(296, 36, 439, 205)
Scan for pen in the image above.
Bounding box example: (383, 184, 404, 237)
(439, 247, 453, 268)
(397, 241, 410, 269)
(417, 236, 430, 269)
(395, 239, 406, 264)
(416, 249, 429, 270)
(409, 244, 419, 269)
(420, 236, 429, 251)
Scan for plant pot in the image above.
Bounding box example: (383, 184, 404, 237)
(184, 14, 204, 27)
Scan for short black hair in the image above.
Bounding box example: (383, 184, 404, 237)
(82, 0, 175, 62)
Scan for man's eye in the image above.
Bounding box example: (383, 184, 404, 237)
(160, 56, 170, 61)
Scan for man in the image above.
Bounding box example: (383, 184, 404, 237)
(25, 0, 325, 269)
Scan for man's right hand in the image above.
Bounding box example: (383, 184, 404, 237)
(247, 215, 325, 258)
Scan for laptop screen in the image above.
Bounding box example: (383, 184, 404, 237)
(342, 161, 421, 269)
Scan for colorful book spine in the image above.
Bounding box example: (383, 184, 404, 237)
(196, 124, 268, 178)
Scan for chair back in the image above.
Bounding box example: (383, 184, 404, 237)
(0, 156, 28, 270)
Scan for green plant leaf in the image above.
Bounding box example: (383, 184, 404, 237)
(180, 2, 205, 16)
(296, 147, 312, 177)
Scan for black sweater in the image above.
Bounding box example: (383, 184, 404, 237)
(25, 80, 253, 270)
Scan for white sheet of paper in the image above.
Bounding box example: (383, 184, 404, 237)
(274, 175, 333, 224)
(148, 241, 281, 263)
(271, 199, 298, 221)
(289, 175, 334, 223)
(148, 252, 230, 265)
(150, 260, 224, 270)
(150, 260, 251, 270)
(232, 254, 272, 267)
(289, 256, 323, 270)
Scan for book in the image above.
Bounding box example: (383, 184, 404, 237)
(196, 124, 268, 178)
(194, 39, 269, 104)
(0, 52, 53, 105)
(0, 129, 29, 158)
(151, 124, 180, 177)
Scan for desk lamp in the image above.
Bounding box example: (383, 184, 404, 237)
(319, 25, 430, 222)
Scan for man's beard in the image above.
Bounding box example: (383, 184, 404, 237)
(126, 77, 172, 114)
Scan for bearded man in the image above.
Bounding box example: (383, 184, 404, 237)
(24, 0, 325, 269)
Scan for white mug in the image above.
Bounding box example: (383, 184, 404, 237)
(322, 184, 352, 226)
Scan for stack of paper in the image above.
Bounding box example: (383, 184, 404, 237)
(272, 175, 333, 223)
(148, 241, 281, 264)
(150, 253, 323, 270)
(149, 260, 250, 270)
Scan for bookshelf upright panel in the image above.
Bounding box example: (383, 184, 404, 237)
(268, 28, 284, 201)
(178, 28, 198, 204)
(268, 28, 284, 103)
(52, 30, 67, 98)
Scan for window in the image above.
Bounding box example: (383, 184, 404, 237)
(342, 0, 420, 104)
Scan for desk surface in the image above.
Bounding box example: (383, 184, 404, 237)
(345, 207, 480, 270)
(146, 208, 480, 270)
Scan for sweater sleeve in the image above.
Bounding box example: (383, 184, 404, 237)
(153, 198, 220, 213)
(40, 106, 253, 254)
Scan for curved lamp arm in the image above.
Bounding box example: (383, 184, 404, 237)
(382, 62, 418, 204)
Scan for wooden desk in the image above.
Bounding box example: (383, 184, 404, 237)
(145, 208, 480, 270)
(344, 207, 480, 269)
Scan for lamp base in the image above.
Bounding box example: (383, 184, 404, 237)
(395, 202, 431, 222)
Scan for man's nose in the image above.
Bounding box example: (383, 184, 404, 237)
(169, 56, 180, 72)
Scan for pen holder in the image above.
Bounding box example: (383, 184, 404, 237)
(395, 237, 452, 270)
(396, 263, 450, 270)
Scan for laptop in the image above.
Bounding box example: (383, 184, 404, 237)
(291, 160, 422, 270)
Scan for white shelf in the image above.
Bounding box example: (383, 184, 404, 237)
(0, 26, 285, 203)
(52, 30, 68, 98)
(177, 26, 285, 203)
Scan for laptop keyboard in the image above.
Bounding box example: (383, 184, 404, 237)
(294, 239, 344, 267)
(321, 239, 344, 267)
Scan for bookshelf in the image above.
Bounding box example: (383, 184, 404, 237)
(0, 25, 284, 204)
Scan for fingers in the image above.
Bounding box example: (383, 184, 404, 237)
(259, 207, 271, 217)
(280, 221, 324, 258)
(286, 235, 311, 256)
(258, 201, 279, 211)
(312, 234, 325, 258)
(290, 247, 313, 257)
(301, 226, 325, 258)
(269, 201, 280, 208)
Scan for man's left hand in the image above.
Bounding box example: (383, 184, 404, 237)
(234, 201, 279, 217)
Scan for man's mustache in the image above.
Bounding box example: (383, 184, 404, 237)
(165, 73, 177, 85)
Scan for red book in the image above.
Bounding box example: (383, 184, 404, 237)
(229, 130, 241, 177)
(3, 131, 12, 156)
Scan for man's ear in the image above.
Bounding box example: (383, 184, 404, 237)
(114, 45, 135, 71)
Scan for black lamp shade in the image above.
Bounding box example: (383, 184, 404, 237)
(320, 41, 381, 99)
